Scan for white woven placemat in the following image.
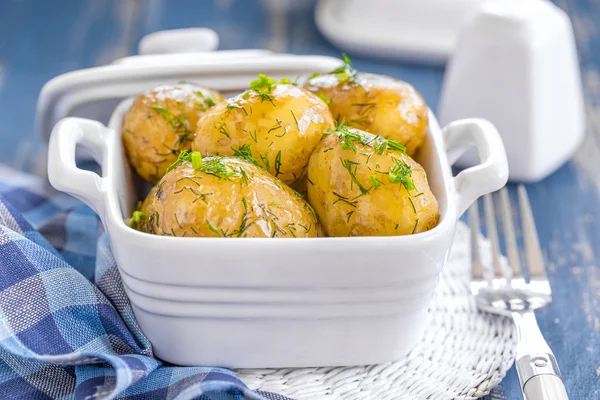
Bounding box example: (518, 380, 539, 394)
(236, 222, 517, 400)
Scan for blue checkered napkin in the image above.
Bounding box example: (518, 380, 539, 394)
(0, 164, 291, 400)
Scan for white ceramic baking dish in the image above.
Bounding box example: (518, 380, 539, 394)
(43, 52, 508, 368)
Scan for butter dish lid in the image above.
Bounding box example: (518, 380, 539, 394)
(36, 28, 343, 145)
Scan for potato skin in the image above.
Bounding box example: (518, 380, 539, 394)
(307, 127, 439, 237)
(140, 156, 319, 238)
(122, 84, 224, 184)
(192, 84, 335, 185)
(304, 73, 428, 156)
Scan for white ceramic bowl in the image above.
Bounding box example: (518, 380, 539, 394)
(45, 56, 508, 368)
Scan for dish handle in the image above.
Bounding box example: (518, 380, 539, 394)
(443, 118, 509, 217)
(47, 117, 109, 218)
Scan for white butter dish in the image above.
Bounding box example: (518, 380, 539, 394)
(438, 0, 585, 182)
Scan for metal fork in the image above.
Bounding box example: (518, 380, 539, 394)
(469, 185, 568, 400)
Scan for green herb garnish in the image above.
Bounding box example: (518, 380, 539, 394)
(274, 150, 283, 177)
(333, 191, 357, 208)
(151, 105, 191, 138)
(318, 94, 331, 104)
(388, 157, 415, 190)
(166, 151, 244, 182)
(290, 110, 300, 130)
(311, 53, 358, 84)
(201, 157, 241, 180)
(370, 175, 383, 189)
(250, 73, 277, 104)
(260, 152, 271, 172)
(226, 103, 248, 115)
(232, 144, 260, 167)
(195, 91, 216, 108)
(191, 151, 203, 169)
(207, 221, 224, 237)
(408, 197, 416, 213)
(215, 121, 230, 138)
(346, 211, 354, 222)
(129, 211, 146, 228)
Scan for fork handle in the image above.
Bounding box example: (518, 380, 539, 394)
(513, 312, 568, 399)
(523, 374, 569, 400)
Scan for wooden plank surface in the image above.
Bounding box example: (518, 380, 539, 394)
(0, 0, 598, 398)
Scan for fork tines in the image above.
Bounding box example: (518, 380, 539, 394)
(468, 185, 551, 293)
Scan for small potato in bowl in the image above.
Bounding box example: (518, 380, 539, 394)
(193, 74, 335, 185)
(307, 125, 439, 237)
(122, 83, 224, 184)
(304, 56, 428, 156)
(136, 152, 319, 238)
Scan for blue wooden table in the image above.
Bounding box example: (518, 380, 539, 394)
(0, 0, 598, 398)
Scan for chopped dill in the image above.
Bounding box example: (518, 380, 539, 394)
(408, 197, 416, 213)
(290, 110, 300, 130)
(166, 150, 192, 173)
(267, 123, 283, 134)
(231, 196, 251, 237)
(308, 53, 357, 84)
(370, 175, 383, 189)
(287, 223, 297, 238)
(279, 78, 291, 84)
(239, 168, 250, 185)
(412, 219, 419, 234)
(260, 152, 271, 171)
(329, 122, 407, 157)
(232, 144, 260, 167)
(388, 157, 415, 190)
(248, 129, 258, 143)
(215, 121, 230, 138)
(167, 151, 244, 181)
(306, 202, 318, 223)
(250, 73, 277, 105)
(274, 151, 283, 177)
(298, 222, 310, 233)
(195, 91, 216, 108)
(173, 213, 183, 229)
(151, 104, 191, 135)
(318, 94, 331, 104)
(201, 157, 241, 180)
(307, 176, 315, 185)
(175, 176, 202, 186)
(346, 211, 355, 223)
(333, 191, 357, 208)
(330, 53, 358, 84)
(207, 221, 224, 237)
(341, 158, 370, 194)
(129, 211, 146, 228)
(226, 103, 248, 115)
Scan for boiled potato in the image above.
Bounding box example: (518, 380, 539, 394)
(193, 75, 335, 185)
(307, 126, 439, 236)
(122, 83, 224, 184)
(304, 59, 428, 156)
(137, 152, 319, 238)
